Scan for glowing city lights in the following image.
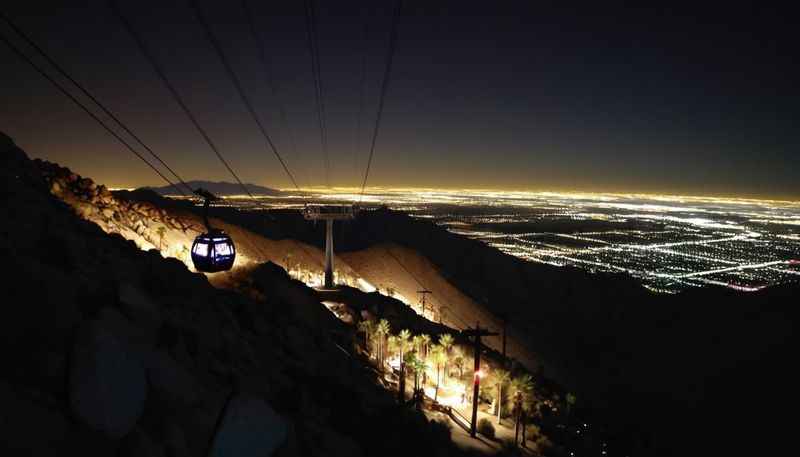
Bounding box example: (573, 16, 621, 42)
(204, 189, 800, 294)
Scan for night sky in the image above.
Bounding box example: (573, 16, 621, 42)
(1, 2, 797, 198)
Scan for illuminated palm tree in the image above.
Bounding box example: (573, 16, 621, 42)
(494, 369, 511, 424)
(398, 329, 412, 359)
(397, 329, 412, 401)
(407, 353, 426, 391)
(387, 335, 399, 362)
(438, 333, 454, 382)
(452, 345, 466, 379)
(419, 333, 431, 384)
(358, 319, 376, 358)
(430, 344, 448, 402)
(419, 334, 431, 357)
(411, 334, 424, 357)
(406, 352, 427, 409)
(376, 319, 391, 371)
(508, 374, 534, 444)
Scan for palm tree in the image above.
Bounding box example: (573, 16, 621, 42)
(358, 319, 376, 358)
(494, 369, 511, 424)
(376, 319, 391, 370)
(452, 345, 466, 380)
(419, 334, 431, 358)
(411, 334, 424, 355)
(507, 374, 534, 408)
(406, 352, 427, 409)
(566, 392, 577, 421)
(438, 333, 454, 382)
(419, 334, 431, 384)
(397, 329, 412, 401)
(508, 374, 534, 445)
(406, 353, 426, 391)
(387, 335, 399, 363)
(430, 344, 448, 402)
(439, 333, 454, 352)
(398, 329, 412, 359)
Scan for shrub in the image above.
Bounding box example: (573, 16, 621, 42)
(477, 417, 496, 439)
(497, 439, 522, 456)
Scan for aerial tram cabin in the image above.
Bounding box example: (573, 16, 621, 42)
(191, 188, 235, 272)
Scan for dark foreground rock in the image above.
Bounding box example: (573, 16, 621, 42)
(0, 133, 482, 456)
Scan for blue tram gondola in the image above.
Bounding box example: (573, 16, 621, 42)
(191, 188, 236, 273)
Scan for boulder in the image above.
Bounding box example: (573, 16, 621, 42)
(96, 306, 156, 355)
(251, 262, 327, 326)
(76, 202, 94, 218)
(0, 381, 70, 454)
(145, 349, 203, 405)
(208, 394, 288, 457)
(69, 319, 147, 438)
(118, 282, 162, 329)
(164, 421, 191, 457)
(304, 421, 362, 457)
(118, 427, 165, 457)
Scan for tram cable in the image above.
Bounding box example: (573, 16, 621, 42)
(240, 0, 302, 191)
(0, 12, 192, 196)
(359, 0, 402, 201)
(109, 0, 255, 200)
(190, 0, 302, 193)
(303, 0, 330, 187)
(354, 5, 370, 187)
(111, 1, 272, 262)
(0, 27, 186, 196)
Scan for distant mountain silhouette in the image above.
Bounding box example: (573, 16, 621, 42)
(145, 180, 283, 196)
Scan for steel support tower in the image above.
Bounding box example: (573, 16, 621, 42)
(302, 205, 357, 289)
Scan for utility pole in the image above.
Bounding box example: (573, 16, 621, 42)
(417, 289, 432, 316)
(462, 322, 499, 438)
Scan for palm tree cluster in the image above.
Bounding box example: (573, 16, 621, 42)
(357, 319, 466, 406)
(357, 318, 551, 448)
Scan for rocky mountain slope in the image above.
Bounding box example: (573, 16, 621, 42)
(36, 157, 543, 385)
(37, 159, 367, 289)
(0, 132, 489, 456)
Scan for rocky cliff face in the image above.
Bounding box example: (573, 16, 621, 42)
(32, 159, 370, 289)
(0, 133, 472, 456)
(38, 159, 202, 266)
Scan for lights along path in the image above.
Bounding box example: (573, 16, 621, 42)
(664, 260, 793, 279)
(490, 233, 793, 292)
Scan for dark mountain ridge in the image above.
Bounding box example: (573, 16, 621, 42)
(146, 180, 284, 196)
